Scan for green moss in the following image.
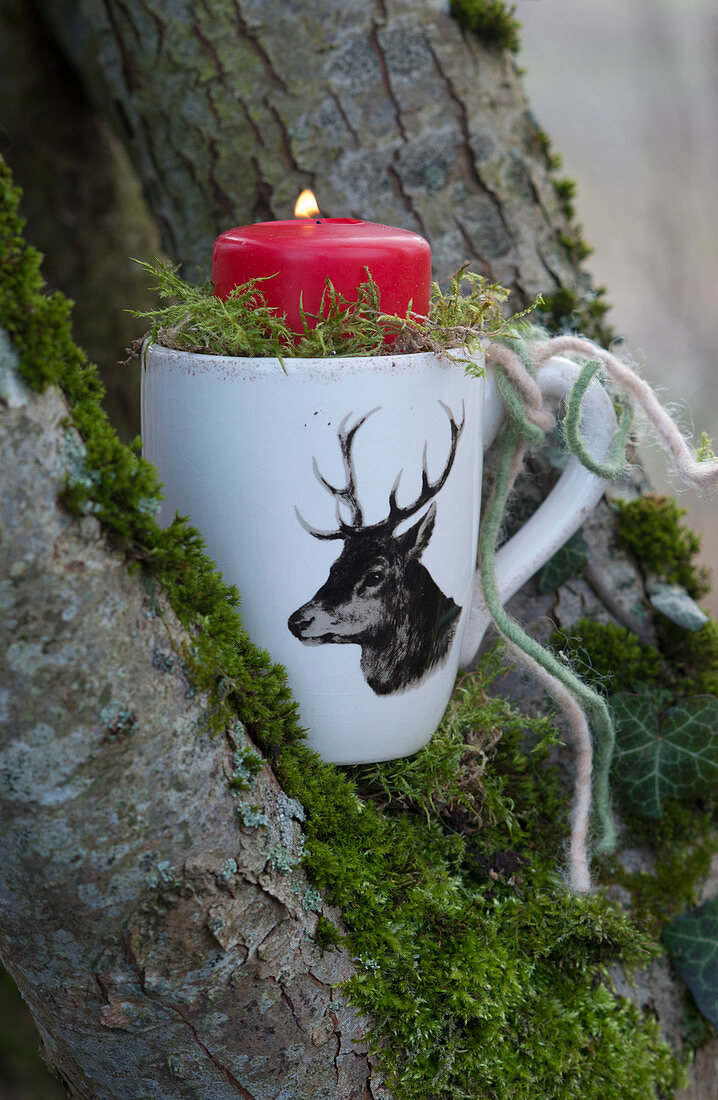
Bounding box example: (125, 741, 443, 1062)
(1, 160, 306, 757)
(135, 258, 516, 361)
(0, 156, 684, 1099)
(279, 668, 682, 1099)
(601, 804, 718, 937)
(553, 497, 718, 959)
(558, 230, 593, 265)
(697, 431, 716, 462)
(617, 496, 710, 599)
(352, 649, 566, 867)
(315, 915, 344, 950)
(535, 285, 614, 346)
(522, 119, 615, 346)
(228, 744, 264, 790)
(551, 620, 664, 695)
(448, 0, 521, 54)
(658, 619, 718, 698)
(553, 176, 577, 221)
(532, 128, 563, 173)
(614, 496, 716, 697)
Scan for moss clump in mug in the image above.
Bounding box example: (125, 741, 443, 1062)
(132, 258, 535, 362)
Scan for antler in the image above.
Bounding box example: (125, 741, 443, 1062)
(384, 400, 465, 531)
(295, 402, 465, 540)
(295, 408, 380, 541)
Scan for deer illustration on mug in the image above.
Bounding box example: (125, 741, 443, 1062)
(287, 402, 466, 695)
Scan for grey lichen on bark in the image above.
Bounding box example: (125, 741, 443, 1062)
(0, 336, 389, 1099)
(42, 0, 590, 308)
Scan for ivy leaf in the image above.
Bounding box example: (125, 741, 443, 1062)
(537, 529, 588, 593)
(611, 694, 718, 818)
(648, 582, 709, 631)
(663, 899, 718, 1027)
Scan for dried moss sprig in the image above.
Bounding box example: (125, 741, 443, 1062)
(132, 259, 530, 362)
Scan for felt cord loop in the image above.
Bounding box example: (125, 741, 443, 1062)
(479, 422, 617, 879)
(563, 359, 634, 478)
(482, 329, 718, 892)
(535, 335, 718, 487)
(494, 368, 546, 446)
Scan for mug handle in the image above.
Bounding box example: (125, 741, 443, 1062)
(459, 355, 618, 669)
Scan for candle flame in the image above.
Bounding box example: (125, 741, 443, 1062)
(294, 189, 322, 218)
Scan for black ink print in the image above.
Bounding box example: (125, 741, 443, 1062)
(288, 403, 465, 695)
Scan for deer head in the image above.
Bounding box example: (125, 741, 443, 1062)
(287, 402, 465, 695)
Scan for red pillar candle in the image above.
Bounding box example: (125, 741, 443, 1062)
(212, 193, 431, 334)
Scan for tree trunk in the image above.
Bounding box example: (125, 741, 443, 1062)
(39, 0, 595, 310)
(0, 345, 388, 1099)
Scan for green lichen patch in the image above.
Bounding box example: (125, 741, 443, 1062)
(648, 583, 709, 632)
(228, 744, 264, 791)
(234, 802, 268, 830)
(449, 0, 522, 55)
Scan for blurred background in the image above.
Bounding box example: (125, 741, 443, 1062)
(518, 0, 718, 612)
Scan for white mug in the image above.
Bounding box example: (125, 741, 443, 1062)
(142, 344, 616, 764)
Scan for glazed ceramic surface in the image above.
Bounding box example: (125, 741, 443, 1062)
(142, 345, 615, 763)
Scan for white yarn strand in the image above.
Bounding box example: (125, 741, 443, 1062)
(505, 642, 593, 894)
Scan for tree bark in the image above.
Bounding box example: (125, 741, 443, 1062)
(0, 343, 388, 1099)
(41, 0, 591, 307)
